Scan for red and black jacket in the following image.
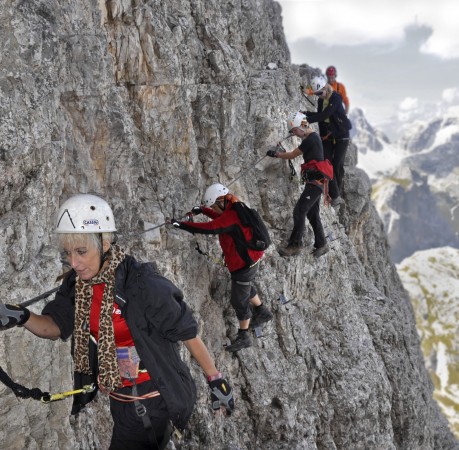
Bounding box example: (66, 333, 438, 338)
(178, 204, 264, 272)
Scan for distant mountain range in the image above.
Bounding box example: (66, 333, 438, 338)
(350, 107, 459, 263)
(350, 108, 459, 438)
(397, 247, 459, 438)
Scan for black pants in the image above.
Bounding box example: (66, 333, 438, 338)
(109, 380, 171, 450)
(323, 138, 349, 199)
(288, 183, 325, 249)
(230, 264, 259, 321)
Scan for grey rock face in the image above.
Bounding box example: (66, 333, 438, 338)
(0, 1, 457, 450)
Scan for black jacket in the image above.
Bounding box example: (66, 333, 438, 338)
(305, 91, 352, 139)
(43, 255, 198, 430)
(299, 132, 324, 163)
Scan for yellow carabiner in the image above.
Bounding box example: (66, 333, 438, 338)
(41, 383, 96, 404)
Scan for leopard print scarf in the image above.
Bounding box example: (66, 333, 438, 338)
(73, 244, 126, 390)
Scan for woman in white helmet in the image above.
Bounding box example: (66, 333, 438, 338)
(304, 74, 352, 207)
(266, 112, 329, 258)
(171, 184, 273, 353)
(0, 194, 234, 449)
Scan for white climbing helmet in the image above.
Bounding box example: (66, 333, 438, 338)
(287, 111, 307, 131)
(55, 194, 117, 233)
(203, 183, 229, 207)
(310, 75, 327, 92)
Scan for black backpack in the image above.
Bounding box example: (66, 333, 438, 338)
(232, 202, 271, 251)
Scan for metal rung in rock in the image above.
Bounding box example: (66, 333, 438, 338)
(278, 294, 291, 305)
(253, 326, 263, 338)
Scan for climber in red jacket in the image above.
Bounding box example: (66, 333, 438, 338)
(170, 184, 273, 353)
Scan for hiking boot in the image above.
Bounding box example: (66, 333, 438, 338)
(312, 243, 330, 258)
(278, 245, 302, 257)
(225, 330, 252, 352)
(250, 304, 274, 328)
(331, 196, 343, 207)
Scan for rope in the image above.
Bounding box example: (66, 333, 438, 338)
(227, 135, 291, 188)
(299, 84, 315, 107)
(227, 155, 267, 187)
(0, 366, 48, 400)
(98, 378, 161, 403)
(19, 287, 59, 308)
(194, 241, 226, 268)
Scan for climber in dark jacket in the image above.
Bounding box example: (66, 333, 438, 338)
(0, 194, 234, 450)
(266, 111, 329, 258)
(305, 75, 352, 207)
(170, 184, 273, 353)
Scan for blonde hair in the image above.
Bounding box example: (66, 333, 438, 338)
(324, 84, 333, 96)
(58, 232, 114, 252)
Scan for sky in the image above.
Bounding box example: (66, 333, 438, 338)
(277, 0, 459, 139)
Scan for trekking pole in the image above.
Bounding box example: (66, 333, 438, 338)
(227, 135, 292, 188)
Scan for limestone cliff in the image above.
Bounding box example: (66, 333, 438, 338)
(0, 1, 457, 449)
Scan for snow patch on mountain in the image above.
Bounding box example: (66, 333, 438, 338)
(432, 122, 459, 149)
(349, 108, 408, 179)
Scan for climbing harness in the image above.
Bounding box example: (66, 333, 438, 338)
(99, 376, 178, 450)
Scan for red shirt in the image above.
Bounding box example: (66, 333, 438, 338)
(89, 283, 150, 387)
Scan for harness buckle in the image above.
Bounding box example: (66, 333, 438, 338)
(135, 402, 147, 417)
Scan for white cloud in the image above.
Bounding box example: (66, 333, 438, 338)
(442, 87, 459, 103)
(445, 104, 459, 117)
(395, 91, 459, 126)
(278, 0, 459, 59)
(396, 97, 422, 122)
(418, 10, 459, 59)
(399, 97, 419, 111)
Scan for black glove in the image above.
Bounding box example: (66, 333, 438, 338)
(208, 378, 234, 415)
(169, 219, 181, 228)
(0, 304, 31, 330)
(191, 206, 203, 215)
(266, 149, 278, 158)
